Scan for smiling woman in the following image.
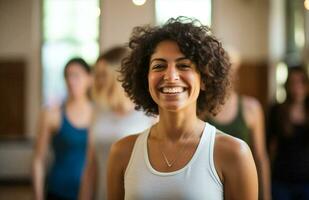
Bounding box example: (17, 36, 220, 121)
(107, 17, 258, 200)
(148, 40, 202, 113)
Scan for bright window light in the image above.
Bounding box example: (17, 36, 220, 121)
(276, 62, 288, 85)
(275, 62, 288, 103)
(42, 0, 100, 105)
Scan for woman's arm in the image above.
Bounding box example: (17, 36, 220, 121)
(79, 113, 97, 200)
(32, 108, 57, 200)
(215, 134, 258, 200)
(244, 97, 271, 200)
(107, 135, 138, 200)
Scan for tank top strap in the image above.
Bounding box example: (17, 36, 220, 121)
(124, 128, 150, 177)
(58, 102, 88, 134)
(236, 96, 250, 140)
(52, 103, 66, 136)
(204, 123, 223, 188)
(60, 103, 71, 132)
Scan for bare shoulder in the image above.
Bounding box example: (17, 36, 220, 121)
(215, 131, 252, 161)
(40, 105, 61, 131)
(110, 134, 140, 162)
(242, 95, 262, 114)
(214, 131, 254, 181)
(242, 95, 263, 126)
(214, 131, 258, 198)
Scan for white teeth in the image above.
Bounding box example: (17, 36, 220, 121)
(162, 87, 184, 94)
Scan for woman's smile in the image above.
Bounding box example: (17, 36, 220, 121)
(148, 40, 201, 112)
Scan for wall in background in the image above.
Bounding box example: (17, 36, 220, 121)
(0, 0, 41, 138)
(212, 0, 269, 61)
(100, 0, 155, 51)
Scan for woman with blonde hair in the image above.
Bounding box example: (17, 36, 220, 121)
(79, 46, 155, 200)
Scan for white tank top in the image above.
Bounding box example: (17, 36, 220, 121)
(124, 122, 223, 200)
(92, 108, 155, 200)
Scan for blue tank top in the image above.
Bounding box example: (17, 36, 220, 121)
(46, 108, 88, 200)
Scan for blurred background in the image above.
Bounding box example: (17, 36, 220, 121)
(0, 0, 308, 199)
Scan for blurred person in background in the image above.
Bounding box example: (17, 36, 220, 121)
(32, 58, 93, 200)
(268, 66, 309, 200)
(202, 48, 271, 200)
(79, 46, 155, 200)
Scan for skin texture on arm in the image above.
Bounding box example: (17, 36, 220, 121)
(32, 107, 60, 200)
(79, 112, 97, 200)
(243, 96, 271, 200)
(215, 132, 258, 200)
(107, 135, 139, 200)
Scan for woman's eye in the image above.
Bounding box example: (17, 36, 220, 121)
(178, 64, 190, 69)
(152, 64, 165, 70)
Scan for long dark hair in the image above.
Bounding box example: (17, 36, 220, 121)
(63, 57, 92, 99)
(64, 57, 91, 77)
(280, 66, 309, 135)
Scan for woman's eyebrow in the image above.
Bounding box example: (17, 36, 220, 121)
(150, 58, 166, 65)
(175, 57, 189, 62)
(150, 57, 190, 64)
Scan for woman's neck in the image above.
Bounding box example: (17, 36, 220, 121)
(67, 96, 90, 107)
(221, 91, 237, 111)
(211, 91, 238, 122)
(112, 99, 134, 115)
(156, 107, 204, 141)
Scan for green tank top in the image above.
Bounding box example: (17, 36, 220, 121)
(208, 96, 251, 145)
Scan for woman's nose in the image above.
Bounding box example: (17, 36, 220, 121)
(163, 64, 179, 81)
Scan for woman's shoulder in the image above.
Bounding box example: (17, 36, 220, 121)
(109, 134, 141, 167)
(40, 104, 62, 130)
(241, 95, 262, 114)
(214, 131, 253, 180)
(215, 131, 251, 157)
(241, 95, 264, 126)
(110, 125, 150, 158)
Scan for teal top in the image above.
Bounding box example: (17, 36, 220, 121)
(46, 107, 88, 200)
(208, 96, 251, 145)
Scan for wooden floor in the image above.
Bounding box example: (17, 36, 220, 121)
(0, 184, 32, 200)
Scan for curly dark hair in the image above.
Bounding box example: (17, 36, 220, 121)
(120, 17, 231, 116)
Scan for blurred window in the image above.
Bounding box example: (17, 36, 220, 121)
(42, 0, 100, 104)
(155, 0, 211, 26)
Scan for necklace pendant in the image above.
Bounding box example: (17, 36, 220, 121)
(162, 151, 174, 167)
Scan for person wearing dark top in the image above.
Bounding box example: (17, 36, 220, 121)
(32, 58, 93, 200)
(46, 107, 88, 200)
(208, 96, 251, 145)
(205, 49, 271, 200)
(268, 66, 309, 200)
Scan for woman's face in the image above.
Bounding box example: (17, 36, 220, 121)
(65, 63, 91, 99)
(94, 60, 113, 92)
(287, 71, 308, 102)
(148, 40, 202, 113)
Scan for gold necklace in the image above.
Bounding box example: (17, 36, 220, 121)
(160, 140, 189, 168)
(153, 124, 202, 168)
